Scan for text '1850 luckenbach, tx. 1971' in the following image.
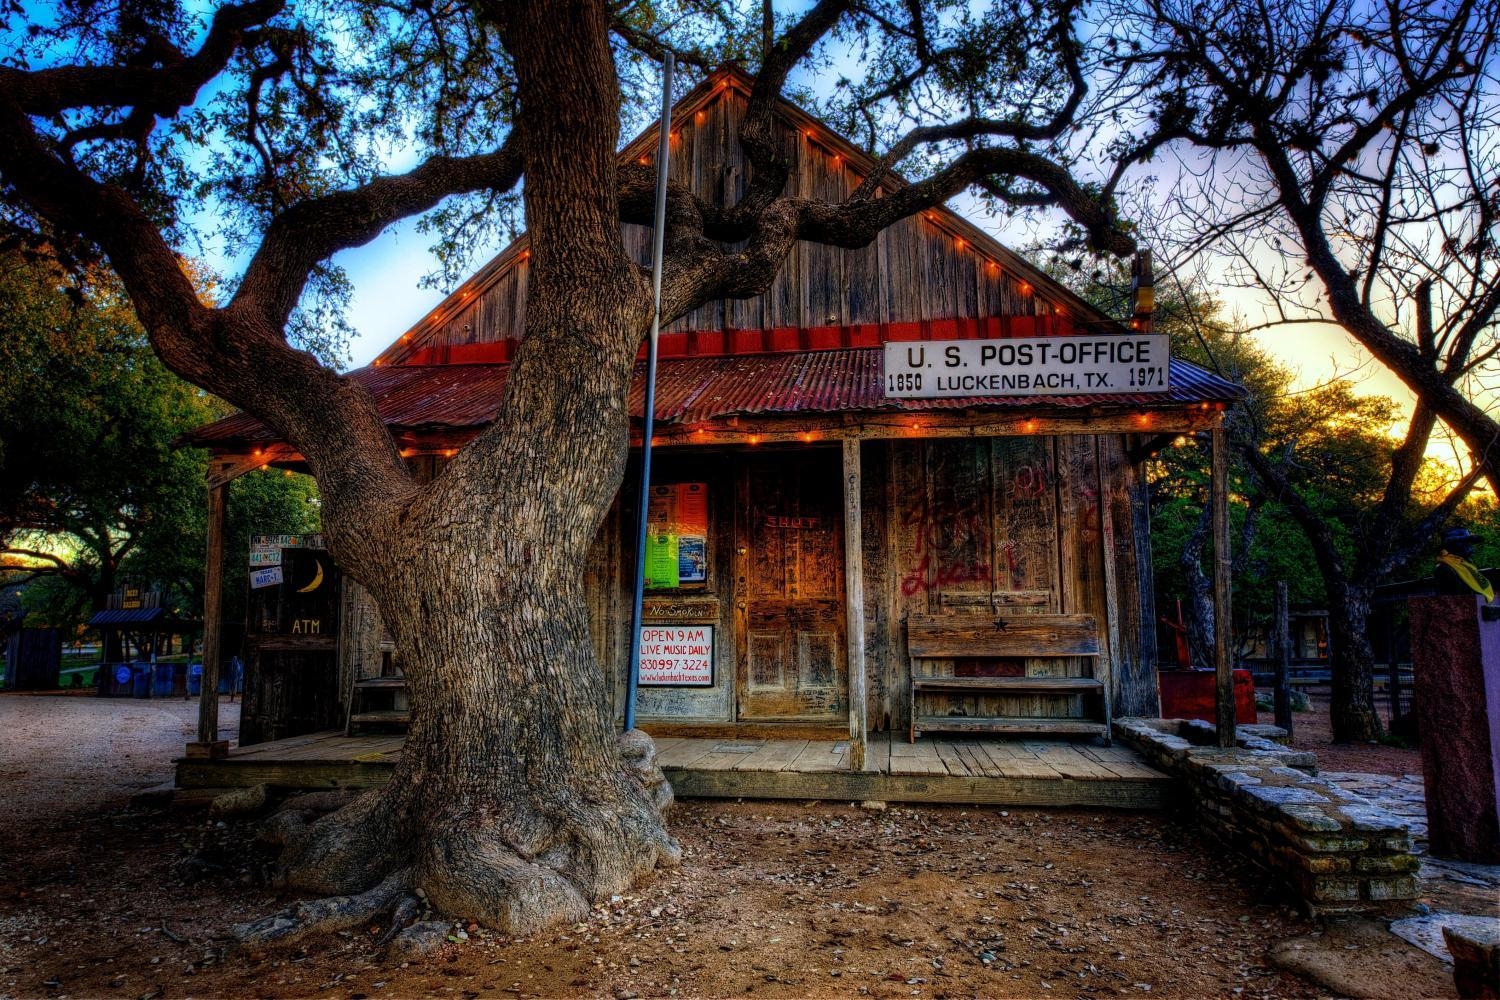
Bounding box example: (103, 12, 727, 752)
(882, 335, 1171, 399)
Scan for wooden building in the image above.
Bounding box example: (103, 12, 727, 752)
(188, 67, 1242, 766)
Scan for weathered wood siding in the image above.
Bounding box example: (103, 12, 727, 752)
(852, 434, 1151, 732)
(589, 435, 1154, 731)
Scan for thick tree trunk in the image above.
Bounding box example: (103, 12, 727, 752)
(256, 325, 680, 931)
(266, 286, 679, 935)
(276, 556, 678, 933)
(249, 0, 678, 939)
(1326, 580, 1382, 743)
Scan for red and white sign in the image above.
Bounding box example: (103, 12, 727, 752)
(638, 625, 714, 686)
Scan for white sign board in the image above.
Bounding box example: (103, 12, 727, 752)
(883, 335, 1171, 398)
(250, 533, 324, 549)
(638, 625, 714, 687)
(249, 566, 284, 589)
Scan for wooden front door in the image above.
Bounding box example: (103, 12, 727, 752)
(736, 451, 847, 721)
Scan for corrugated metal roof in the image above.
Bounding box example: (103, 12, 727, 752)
(191, 350, 1245, 448)
(87, 607, 197, 629)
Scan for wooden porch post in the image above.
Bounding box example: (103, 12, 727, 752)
(191, 481, 228, 755)
(1211, 425, 1235, 748)
(843, 438, 868, 771)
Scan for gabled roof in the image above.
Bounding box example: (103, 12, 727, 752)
(370, 65, 1122, 369)
(87, 607, 198, 631)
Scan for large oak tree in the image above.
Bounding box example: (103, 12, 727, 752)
(0, 0, 1132, 939)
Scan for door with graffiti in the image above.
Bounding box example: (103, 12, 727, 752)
(735, 450, 847, 721)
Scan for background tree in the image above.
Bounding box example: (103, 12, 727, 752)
(1453, 491, 1500, 567)
(1142, 303, 1315, 667)
(0, 252, 210, 630)
(1099, 0, 1500, 487)
(1160, 286, 1480, 741)
(0, 0, 1137, 940)
(1062, 258, 1477, 741)
(1237, 384, 1480, 740)
(0, 250, 320, 645)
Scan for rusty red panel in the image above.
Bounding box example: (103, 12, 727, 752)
(190, 350, 1244, 449)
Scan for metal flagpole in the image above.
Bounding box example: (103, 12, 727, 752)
(625, 53, 674, 732)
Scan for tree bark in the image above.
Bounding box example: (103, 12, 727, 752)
(1237, 444, 1385, 741)
(1178, 503, 1216, 669)
(1325, 581, 1381, 743)
(264, 0, 679, 935)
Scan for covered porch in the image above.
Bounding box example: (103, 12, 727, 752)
(176, 730, 1173, 809)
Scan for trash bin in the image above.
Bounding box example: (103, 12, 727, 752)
(186, 662, 202, 697)
(105, 663, 133, 697)
(131, 665, 151, 698)
(151, 662, 173, 698)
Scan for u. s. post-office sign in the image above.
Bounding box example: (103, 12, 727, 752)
(883, 335, 1171, 399)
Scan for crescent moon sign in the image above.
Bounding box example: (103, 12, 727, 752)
(298, 558, 326, 593)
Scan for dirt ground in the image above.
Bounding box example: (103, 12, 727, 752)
(1257, 693, 1421, 778)
(0, 694, 1449, 1000)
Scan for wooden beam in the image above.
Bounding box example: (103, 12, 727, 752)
(207, 444, 299, 488)
(1211, 425, 1235, 748)
(193, 482, 228, 749)
(1126, 466, 1162, 716)
(906, 613, 1100, 658)
(843, 438, 868, 772)
(1095, 438, 1119, 743)
(203, 408, 1232, 465)
(644, 408, 1227, 448)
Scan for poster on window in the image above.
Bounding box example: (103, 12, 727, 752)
(643, 483, 708, 589)
(676, 535, 707, 583)
(638, 624, 714, 686)
(644, 534, 679, 589)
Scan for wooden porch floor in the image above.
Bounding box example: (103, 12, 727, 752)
(176, 731, 1172, 809)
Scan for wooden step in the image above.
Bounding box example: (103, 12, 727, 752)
(349, 710, 411, 725)
(914, 715, 1108, 736)
(353, 677, 406, 690)
(912, 677, 1103, 693)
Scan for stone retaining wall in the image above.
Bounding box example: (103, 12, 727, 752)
(1114, 718, 1419, 915)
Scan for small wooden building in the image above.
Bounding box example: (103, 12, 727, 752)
(189, 68, 1241, 761)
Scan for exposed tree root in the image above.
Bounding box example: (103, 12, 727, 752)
(387, 920, 457, 961)
(374, 893, 424, 948)
(276, 789, 405, 896)
(256, 789, 362, 848)
(620, 728, 676, 817)
(280, 790, 362, 814)
(231, 868, 413, 949)
(236, 730, 680, 948)
(209, 783, 269, 818)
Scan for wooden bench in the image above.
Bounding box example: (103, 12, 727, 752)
(907, 613, 1108, 742)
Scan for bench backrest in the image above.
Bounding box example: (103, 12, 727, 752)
(906, 613, 1101, 659)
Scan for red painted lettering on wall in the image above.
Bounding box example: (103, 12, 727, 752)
(764, 515, 821, 530)
(898, 457, 1052, 594)
(899, 491, 993, 595)
(1007, 464, 1049, 500)
(900, 553, 992, 596)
